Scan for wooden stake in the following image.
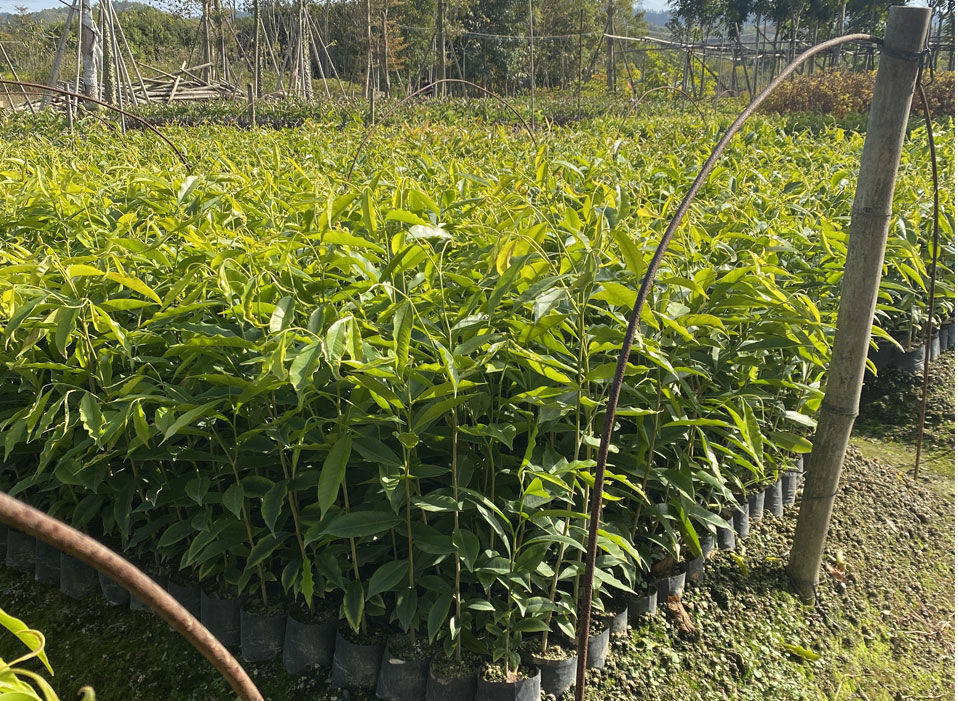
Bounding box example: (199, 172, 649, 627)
(787, 6, 931, 603)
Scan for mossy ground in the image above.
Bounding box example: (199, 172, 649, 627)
(0, 355, 953, 700)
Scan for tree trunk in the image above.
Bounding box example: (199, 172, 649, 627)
(80, 0, 101, 100)
(100, 2, 115, 104)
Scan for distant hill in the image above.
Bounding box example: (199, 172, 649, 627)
(643, 10, 672, 27)
(0, 1, 172, 23)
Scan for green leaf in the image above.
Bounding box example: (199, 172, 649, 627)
(223, 483, 244, 519)
(611, 229, 646, 280)
(53, 305, 80, 357)
(427, 593, 453, 641)
(318, 436, 351, 519)
(396, 586, 418, 632)
(512, 617, 550, 633)
(783, 410, 817, 429)
(367, 560, 409, 599)
(78, 393, 104, 440)
(322, 511, 399, 538)
(161, 401, 221, 444)
(158, 521, 194, 549)
(247, 532, 289, 569)
(767, 430, 813, 454)
(325, 317, 352, 366)
(132, 402, 150, 448)
(781, 642, 821, 661)
(270, 296, 295, 333)
(289, 342, 323, 390)
(67, 264, 161, 303)
(452, 528, 480, 571)
(393, 300, 413, 372)
(344, 579, 365, 634)
(262, 480, 287, 534)
(185, 476, 210, 505)
(0, 606, 52, 674)
(592, 281, 637, 308)
(301, 559, 315, 605)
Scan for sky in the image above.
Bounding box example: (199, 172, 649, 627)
(3, 0, 673, 19)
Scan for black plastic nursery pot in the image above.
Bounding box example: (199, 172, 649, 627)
(375, 638, 431, 701)
(747, 490, 765, 520)
(5, 530, 35, 573)
(716, 517, 736, 551)
(781, 471, 800, 507)
(200, 590, 241, 648)
(699, 533, 715, 560)
(899, 345, 926, 373)
(240, 606, 286, 663)
(167, 580, 202, 618)
(98, 571, 131, 606)
(424, 659, 477, 701)
(732, 503, 750, 539)
(34, 541, 60, 586)
(627, 589, 657, 619)
(330, 630, 386, 689)
(868, 341, 896, 371)
(942, 320, 955, 350)
(655, 570, 686, 601)
(60, 553, 98, 600)
(764, 479, 784, 518)
(586, 624, 611, 670)
(283, 614, 337, 674)
(610, 604, 629, 635)
(475, 667, 541, 701)
(794, 454, 805, 474)
(685, 556, 705, 588)
(524, 650, 576, 699)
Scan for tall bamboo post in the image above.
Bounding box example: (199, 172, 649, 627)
(253, 0, 261, 96)
(787, 6, 931, 603)
(528, 0, 535, 130)
(576, 8, 583, 120)
(605, 0, 614, 90)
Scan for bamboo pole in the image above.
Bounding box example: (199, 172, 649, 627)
(111, 3, 151, 104)
(41, 0, 78, 110)
(576, 9, 583, 120)
(0, 42, 35, 114)
(787, 6, 931, 603)
(528, 0, 535, 131)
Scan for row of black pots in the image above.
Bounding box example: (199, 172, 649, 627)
(650, 456, 805, 602)
(2, 526, 621, 700)
(1, 456, 806, 700)
(718, 455, 804, 550)
(869, 321, 953, 373)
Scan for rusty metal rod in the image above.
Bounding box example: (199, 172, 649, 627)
(0, 491, 263, 701)
(0, 79, 189, 167)
(913, 80, 940, 479)
(573, 32, 881, 701)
